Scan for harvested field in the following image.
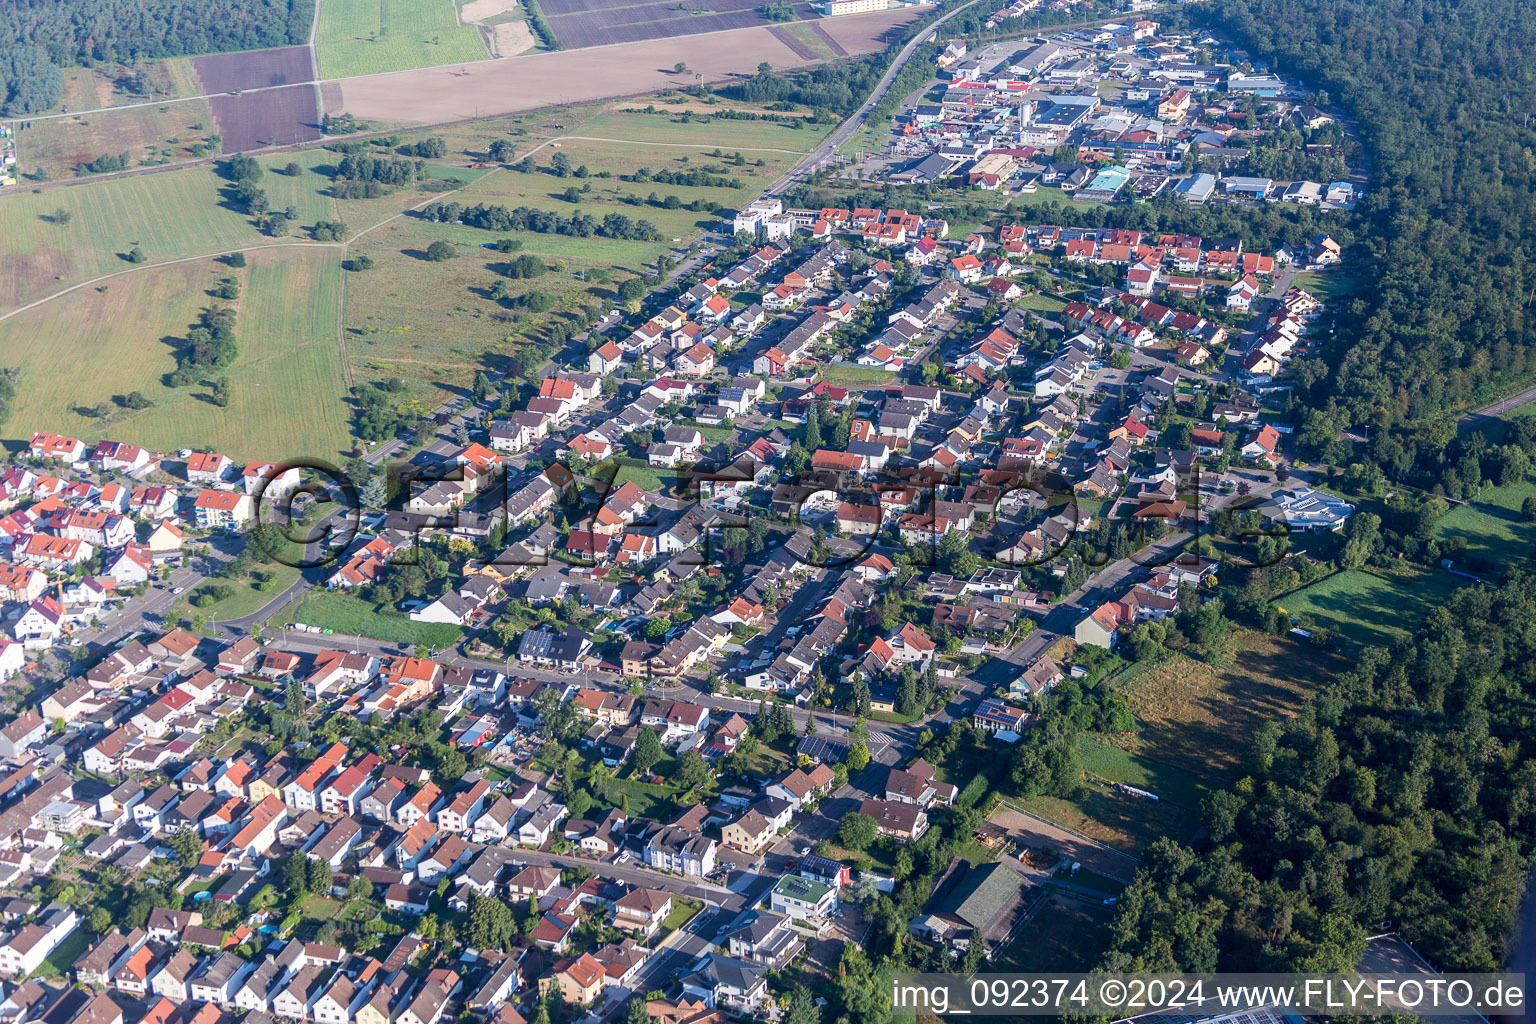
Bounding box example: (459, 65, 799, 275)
(461, 0, 521, 20)
(12, 99, 220, 179)
(541, 0, 816, 50)
(814, 5, 920, 48)
(490, 21, 538, 55)
(189, 46, 316, 93)
(209, 85, 323, 152)
(327, 9, 913, 122)
(808, 20, 850, 55)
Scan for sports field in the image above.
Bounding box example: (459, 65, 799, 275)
(0, 248, 353, 461)
(316, 0, 490, 79)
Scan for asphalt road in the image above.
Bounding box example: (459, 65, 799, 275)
(766, 0, 986, 196)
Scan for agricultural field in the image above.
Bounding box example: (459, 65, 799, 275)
(12, 99, 220, 180)
(0, 248, 353, 462)
(769, 21, 842, 61)
(457, 0, 544, 56)
(316, 0, 490, 79)
(1274, 565, 1469, 649)
(538, 0, 816, 50)
(324, 13, 908, 124)
(207, 85, 322, 152)
(0, 152, 342, 314)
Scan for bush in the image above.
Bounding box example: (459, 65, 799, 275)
(425, 240, 456, 261)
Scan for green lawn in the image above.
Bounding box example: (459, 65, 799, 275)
(1017, 293, 1068, 313)
(1020, 784, 1200, 854)
(1433, 503, 1536, 576)
(596, 777, 674, 820)
(1274, 566, 1470, 649)
(1294, 267, 1364, 305)
(819, 364, 900, 387)
(316, 0, 489, 78)
(39, 926, 92, 979)
(1076, 736, 1211, 809)
(284, 591, 465, 649)
(185, 564, 302, 627)
(1469, 474, 1536, 515)
(653, 897, 702, 944)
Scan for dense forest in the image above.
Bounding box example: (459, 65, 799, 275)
(0, 0, 313, 115)
(1202, 0, 1536, 469)
(1104, 575, 1536, 972)
(1090, 0, 1536, 977)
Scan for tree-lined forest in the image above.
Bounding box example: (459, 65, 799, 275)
(1213, 0, 1536, 473)
(1100, 0, 1536, 976)
(1105, 575, 1536, 972)
(0, 0, 313, 115)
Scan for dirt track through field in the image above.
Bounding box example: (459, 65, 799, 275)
(328, 7, 920, 122)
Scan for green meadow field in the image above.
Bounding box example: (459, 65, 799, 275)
(0, 153, 341, 314)
(316, 0, 489, 78)
(0, 248, 352, 461)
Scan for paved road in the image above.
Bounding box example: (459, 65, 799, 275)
(766, 0, 985, 196)
(1458, 384, 1536, 433)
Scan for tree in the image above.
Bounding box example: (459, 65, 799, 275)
(127, 246, 146, 263)
(307, 858, 332, 895)
(673, 61, 688, 73)
(350, 254, 374, 271)
(425, 240, 456, 261)
(837, 812, 878, 850)
(631, 727, 663, 775)
(169, 828, 203, 867)
(847, 738, 870, 772)
(226, 251, 246, 268)
(281, 852, 310, 897)
(467, 892, 515, 950)
(676, 750, 709, 790)
(937, 529, 978, 579)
